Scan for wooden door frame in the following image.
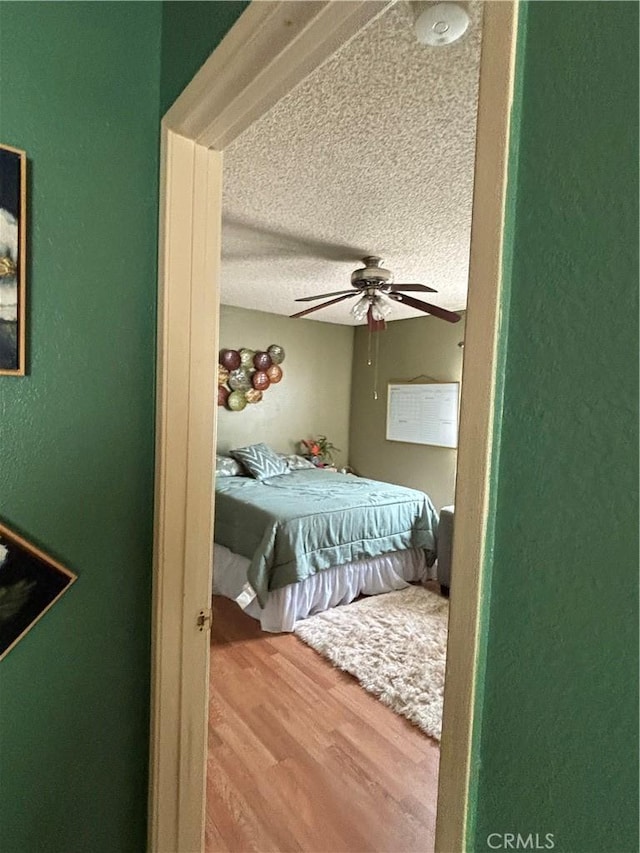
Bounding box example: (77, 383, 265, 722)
(149, 2, 519, 851)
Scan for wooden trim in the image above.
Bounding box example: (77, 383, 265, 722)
(177, 141, 223, 852)
(150, 128, 193, 853)
(151, 6, 401, 849)
(0, 521, 76, 579)
(0, 142, 26, 156)
(149, 129, 222, 852)
(163, 0, 390, 149)
(152, 1, 518, 850)
(435, 3, 519, 851)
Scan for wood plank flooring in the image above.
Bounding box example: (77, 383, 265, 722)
(207, 595, 440, 853)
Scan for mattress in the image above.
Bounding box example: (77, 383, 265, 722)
(213, 542, 431, 632)
(214, 469, 438, 606)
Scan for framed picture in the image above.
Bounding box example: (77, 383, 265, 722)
(0, 143, 27, 376)
(0, 521, 77, 661)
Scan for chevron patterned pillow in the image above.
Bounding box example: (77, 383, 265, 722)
(230, 443, 289, 479)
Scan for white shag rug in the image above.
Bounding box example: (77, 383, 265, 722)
(294, 585, 448, 741)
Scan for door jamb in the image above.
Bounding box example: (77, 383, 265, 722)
(149, 2, 519, 851)
(436, 3, 519, 850)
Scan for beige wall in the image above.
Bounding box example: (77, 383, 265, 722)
(217, 305, 353, 466)
(349, 313, 466, 510)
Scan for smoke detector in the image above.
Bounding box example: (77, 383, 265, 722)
(414, 2, 470, 47)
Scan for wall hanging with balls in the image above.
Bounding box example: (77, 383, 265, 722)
(218, 344, 285, 411)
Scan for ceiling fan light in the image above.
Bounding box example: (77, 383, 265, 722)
(371, 296, 391, 320)
(351, 294, 370, 322)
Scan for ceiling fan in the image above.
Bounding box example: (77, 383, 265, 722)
(290, 256, 461, 328)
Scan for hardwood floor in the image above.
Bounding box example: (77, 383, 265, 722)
(207, 595, 440, 853)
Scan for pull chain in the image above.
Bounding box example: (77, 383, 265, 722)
(373, 329, 380, 400)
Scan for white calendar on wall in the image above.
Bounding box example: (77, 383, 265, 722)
(386, 382, 460, 448)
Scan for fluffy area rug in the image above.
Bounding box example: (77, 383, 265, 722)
(294, 585, 449, 740)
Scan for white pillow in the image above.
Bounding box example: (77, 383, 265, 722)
(215, 455, 243, 477)
(279, 453, 317, 471)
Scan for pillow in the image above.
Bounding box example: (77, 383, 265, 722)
(279, 453, 317, 471)
(230, 443, 289, 479)
(215, 454, 243, 477)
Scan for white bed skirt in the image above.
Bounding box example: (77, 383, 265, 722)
(213, 543, 432, 632)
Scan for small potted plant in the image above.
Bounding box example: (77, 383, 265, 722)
(300, 435, 340, 467)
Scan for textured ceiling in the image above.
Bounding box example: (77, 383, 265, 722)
(221, 1, 483, 325)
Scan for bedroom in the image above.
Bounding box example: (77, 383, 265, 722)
(209, 2, 478, 851)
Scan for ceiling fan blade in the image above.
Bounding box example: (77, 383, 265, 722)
(391, 283, 437, 293)
(290, 292, 358, 319)
(224, 216, 367, 263)
(389, 292, 461, 323)
(295, 289, 358, 302)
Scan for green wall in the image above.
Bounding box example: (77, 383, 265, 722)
(161, 0, 249, 113)
(0, 5, 161, 850)
(0, 3, 244, 851)
(469, 3, 639, 851)
(1, 1, 637, 851)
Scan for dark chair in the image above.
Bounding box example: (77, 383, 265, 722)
(437, 505, 454, 597)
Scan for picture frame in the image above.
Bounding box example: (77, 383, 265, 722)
(0, 143, 27, 376)
(0, 521, 77, 661)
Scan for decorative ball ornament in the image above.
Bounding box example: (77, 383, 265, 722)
(266, 364, 283, 384)
(220, 349, 241, 371)
(219, 342, 286, 410)
(253, 351, 272, 371)
(218, 385, 230, 407)
(267, 344, 285, 365)
(228, 368, 251, 391)
(245, 388, 263, 404)
(239, 348, 255, 368)
(252, 371, 270, 391)
(218, 365, 230, 386)
(227, 390, 247, 411)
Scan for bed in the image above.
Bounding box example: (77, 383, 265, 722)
(213, 457, 439, 632)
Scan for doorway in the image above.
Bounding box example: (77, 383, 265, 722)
(149, 3, 518, 851)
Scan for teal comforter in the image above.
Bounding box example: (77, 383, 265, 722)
(214, 469, 438, 606)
